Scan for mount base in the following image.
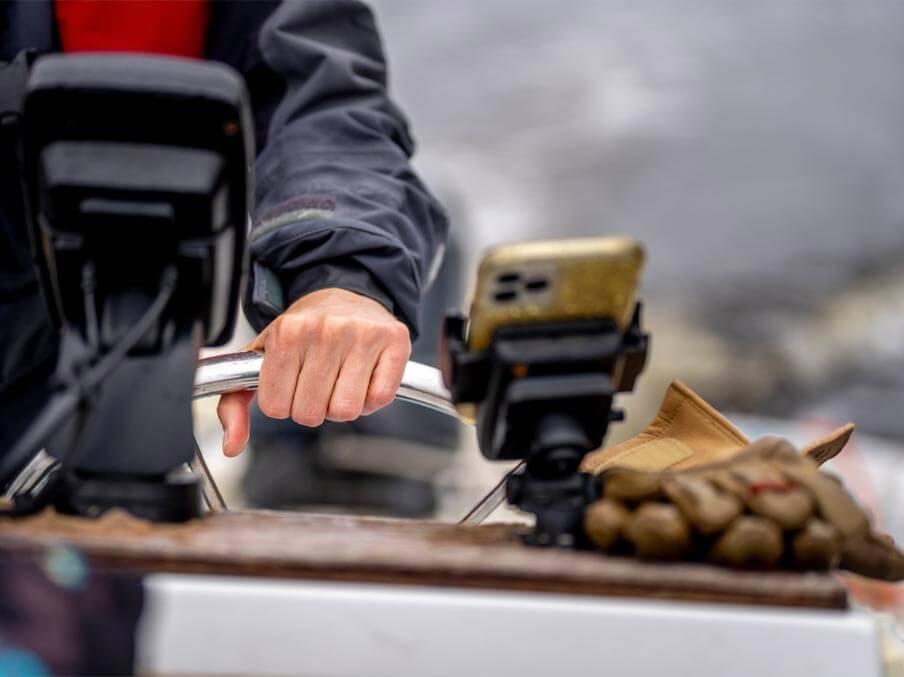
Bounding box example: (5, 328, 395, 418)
(53, 470, 201, 522)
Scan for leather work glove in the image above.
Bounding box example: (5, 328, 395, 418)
(581, 380, 854, 474)
(582, 436, 904, 581)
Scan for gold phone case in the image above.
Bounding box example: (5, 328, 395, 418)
(466, 236, 645, 352)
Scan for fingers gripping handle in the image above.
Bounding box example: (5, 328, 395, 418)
(193, 352, 458, 418)
(190, 352, 461, 515)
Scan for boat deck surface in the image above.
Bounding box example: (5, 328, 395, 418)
(0, 509, 848, 610)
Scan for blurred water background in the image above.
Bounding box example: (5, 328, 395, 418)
(373, 0, 904, 428)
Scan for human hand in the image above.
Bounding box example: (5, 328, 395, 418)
(216, 288, 411, 456)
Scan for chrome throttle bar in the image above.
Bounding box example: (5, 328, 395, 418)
(193, 351, 458, 419)
(8, 353, 510, 523)
(191, 352, 474, 515)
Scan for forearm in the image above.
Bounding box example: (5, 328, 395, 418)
(240, 0, 448, 336)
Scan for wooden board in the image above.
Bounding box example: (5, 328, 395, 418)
(0, 509, 848, 610)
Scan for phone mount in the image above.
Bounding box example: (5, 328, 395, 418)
(442, 305, 648, 547)
(18, 54, 252, 521)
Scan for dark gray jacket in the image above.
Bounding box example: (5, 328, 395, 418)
(207, 1, 448, 333)
(0, 0, 447, 449)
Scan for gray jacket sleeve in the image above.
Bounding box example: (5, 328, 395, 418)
(240, 0, 448, 338)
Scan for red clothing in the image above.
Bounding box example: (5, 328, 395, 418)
(55, 0, 209, 57)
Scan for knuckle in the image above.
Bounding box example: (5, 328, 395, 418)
(368, 385, 396, 410)
(258, 395, 289, 420)
(304, 315, 326, 340)
(271, 313, 290, 335)
(328, 399, 360, 422)
(283, 314, 326, 341)
(292, 405, 325, 428)
(323, 316, 353, 340)
(357, 320, 379, 339)
(273, 319, 299, 349)
(389, 323, 410, 343)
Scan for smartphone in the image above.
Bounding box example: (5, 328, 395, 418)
(466, 236, 645, 352)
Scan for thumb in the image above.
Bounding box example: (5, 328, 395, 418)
(217, 390, 256, 457)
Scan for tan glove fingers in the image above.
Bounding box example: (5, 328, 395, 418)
(583, 499, 630, 550)
(743, 465, 815, 530)
(780, 463, 869, 539)
(791, 519, 842, 571)
(585, 436, 894, 580)
(728, 461, 788, 491)
(708, 515, 783, 568)
(840, 534, 904, 582)
(623, 503, 691, 559)
(661, 475, 742, 535)
(708, 468, 748, 497)
(708, 462, 814, 530)
(602, 468, 663, 503)
(746, 489, 814, 531)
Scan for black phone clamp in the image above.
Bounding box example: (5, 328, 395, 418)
(442, 305, 649, 547)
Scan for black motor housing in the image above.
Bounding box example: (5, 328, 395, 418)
(14, 54, 254, 520)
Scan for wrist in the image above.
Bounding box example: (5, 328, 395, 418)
(283, 265, 397, 319)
